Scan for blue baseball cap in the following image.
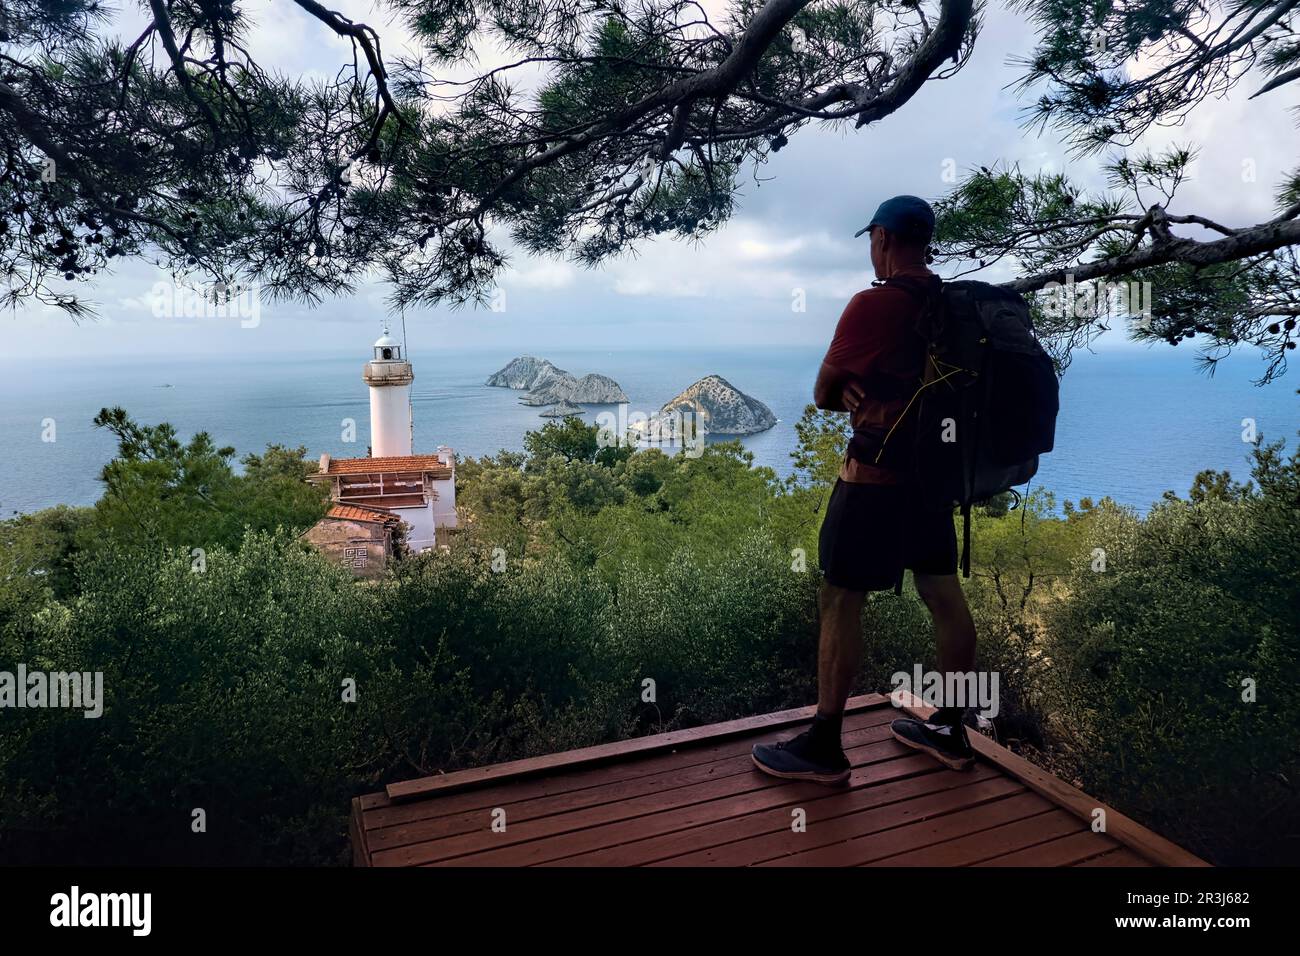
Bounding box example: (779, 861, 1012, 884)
(854, 195, 935, 243)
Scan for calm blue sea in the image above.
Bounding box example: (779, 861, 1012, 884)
(0, 346, 1295, 517)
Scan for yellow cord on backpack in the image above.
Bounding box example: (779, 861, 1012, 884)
(871, 354, 969, 465)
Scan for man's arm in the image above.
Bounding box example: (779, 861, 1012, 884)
(816, 293, 873, 413)
(814, 362, 863, 412)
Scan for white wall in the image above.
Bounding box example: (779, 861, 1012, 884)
(431, 476, 458, 530)
(394, 502, 437, 553)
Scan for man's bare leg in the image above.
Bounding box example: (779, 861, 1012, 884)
(818, 582, 866, 716)
(889, 572, 978, 770)
(750, 581, 861, 784)
(913, 572, 976, 679)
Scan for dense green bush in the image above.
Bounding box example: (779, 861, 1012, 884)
(2, 408, 1294, 865)
(0, 529, 941, 864)
(1, 533, 374, 863)
(1038, 441, 1300, 865)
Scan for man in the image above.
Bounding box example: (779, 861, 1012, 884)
(751, 195, 978, 785)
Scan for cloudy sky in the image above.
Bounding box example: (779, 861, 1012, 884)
(7, 0, 1297, 359)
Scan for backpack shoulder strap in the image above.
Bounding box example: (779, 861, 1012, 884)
(878, 275, 943, 341)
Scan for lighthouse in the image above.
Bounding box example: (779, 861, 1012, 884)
(363, 328, 414, 457)
(304, 329, 457, 571)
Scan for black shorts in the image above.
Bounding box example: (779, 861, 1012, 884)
(818, 479, 958, 592)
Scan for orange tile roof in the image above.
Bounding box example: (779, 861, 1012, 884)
(325, 504, 403, 526)
(312, 455, 454, 479)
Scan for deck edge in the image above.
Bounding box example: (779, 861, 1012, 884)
(349, 796, 372, 867)
(382, 693, 891, 803)
(898, 693, 1209, 867)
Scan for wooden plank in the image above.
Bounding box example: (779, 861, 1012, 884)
(378, 737, 917, 867)
(356, 691, 1205, 868)
(368, 722, 900, 853)
(896, 693, 1209, 867)
(758, 791, 1055, 867)
(550, 761, 993, 866)
(385, 694, 891, 802)
(427, 748, 943, 868)
(349, 798, 371, 868)
(653, 774, 1025, 867)
(977, 829, 1121, 867)
(364, 707, 898, 831)
(1075, 848, 1152, 867)
(867, 808, 1083, 866)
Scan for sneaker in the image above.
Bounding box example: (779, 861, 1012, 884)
(890, 713, 975, 770)
(752, 730, 851, 786)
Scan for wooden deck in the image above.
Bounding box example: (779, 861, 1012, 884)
(351, 694, 1207, 867)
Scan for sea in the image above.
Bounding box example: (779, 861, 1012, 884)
(0, 346, 1295, 517)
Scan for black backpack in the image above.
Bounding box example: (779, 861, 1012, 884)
(858, 277, 1060, 577)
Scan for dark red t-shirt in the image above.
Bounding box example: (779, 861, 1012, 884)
(822, 267, 933, 483)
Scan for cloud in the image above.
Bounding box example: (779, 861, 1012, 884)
(502, 260, 577, 290)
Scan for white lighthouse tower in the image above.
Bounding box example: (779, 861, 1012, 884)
(364, 328, 414, 458)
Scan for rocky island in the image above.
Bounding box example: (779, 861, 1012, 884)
(485, 356, 629, 410)
(540, 401, 583, 418)
(485, 356, 562, 390)
(645, 375, 777, 435)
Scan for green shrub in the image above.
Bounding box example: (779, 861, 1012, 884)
(3, 413, 1294, 866)
(1039, 441, 1300, 864)
(1, 533, 375, 864)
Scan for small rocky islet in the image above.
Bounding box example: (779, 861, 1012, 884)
(540, 401, 584, 418)
(485, 356, 628, 409)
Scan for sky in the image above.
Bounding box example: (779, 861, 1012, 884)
(5, 0, 1298, 361)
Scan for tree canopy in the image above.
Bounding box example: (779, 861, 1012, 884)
(86, 406, 328, 551)
(1, 0, 1296, 374)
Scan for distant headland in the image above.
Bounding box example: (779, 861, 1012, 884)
(485, 356, 629, 411)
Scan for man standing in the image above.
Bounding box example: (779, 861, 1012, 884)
(751, 195, 978, 785)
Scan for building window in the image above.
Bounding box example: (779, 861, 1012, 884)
(344, 547, 369, 569)
(381, 347, 393, 360)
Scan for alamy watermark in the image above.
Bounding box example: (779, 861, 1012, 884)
(1, 666, 104, 718)
(597, 403, 705, 458)
(150, 280, 261, 328)
(1040, 274, 1153, 328)
(890, 665, 1000, 718)
(50, 886, 151, 936)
